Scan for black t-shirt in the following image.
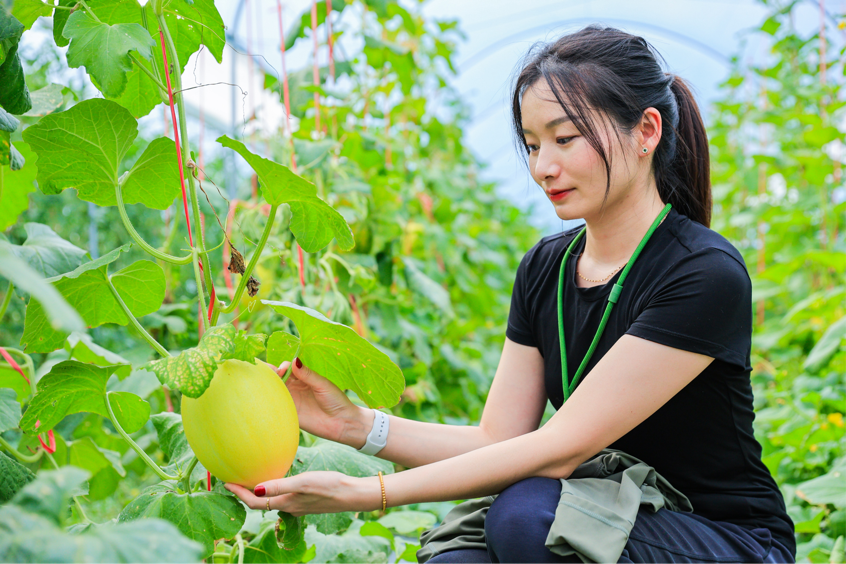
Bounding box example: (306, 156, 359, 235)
(506, 208, 795, 555)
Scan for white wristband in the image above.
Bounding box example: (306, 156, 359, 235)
(357, 409, 389, 455)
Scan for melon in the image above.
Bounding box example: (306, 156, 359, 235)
(181, 359, 300, 489)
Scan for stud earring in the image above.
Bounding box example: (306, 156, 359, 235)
(642, 147, 648, 154)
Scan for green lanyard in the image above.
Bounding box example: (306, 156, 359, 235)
(557, 203, 672, 404)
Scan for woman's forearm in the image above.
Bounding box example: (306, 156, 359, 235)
(340, 406, 496, 468)
(350, 425, 574, 510)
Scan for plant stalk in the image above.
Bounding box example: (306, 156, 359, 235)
(106, 276, 171, 358)
(105, 391, 177, 481)
(77, 0, 101, 22)
(180, 455, 199, 492)
(0, 435, 44, 464)
(156, 11, 217, 321)
(193, 247, 210, 333)
(220, 205, 279, 314)
(127, 52, 168, 94)
(235, 533, 245, 564)
(115, 182, 192, 265)
(0, 281, 14, 322)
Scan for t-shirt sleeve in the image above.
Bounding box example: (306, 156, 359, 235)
(506, 249, 537, 347)
(625, 249, 752, 370)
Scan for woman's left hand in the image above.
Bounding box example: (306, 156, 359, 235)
(225, 472, 379, 516)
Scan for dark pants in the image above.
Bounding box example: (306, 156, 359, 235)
(425, 477, 795, 564)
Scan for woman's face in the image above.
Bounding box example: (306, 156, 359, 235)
(520, 82, 644, 222)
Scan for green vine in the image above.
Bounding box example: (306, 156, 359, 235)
(105, 276, 170, 358)
(218, 204, 279, 316)
(114, 182, 192, 265)
(104, 391, 176, 481)
(0, 435, 44, 464)
(0, 281, 13, 322)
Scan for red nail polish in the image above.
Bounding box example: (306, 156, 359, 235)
(254, 485, 266, 497)
(295, 357, 302, 369)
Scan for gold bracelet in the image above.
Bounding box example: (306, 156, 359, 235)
(377, 471, 386, 511)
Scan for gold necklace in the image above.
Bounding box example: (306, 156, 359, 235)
(576, 253, 624, 283)
(576, 212, 668, 283)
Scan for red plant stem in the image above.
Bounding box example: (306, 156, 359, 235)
(348, 294, 365, 337)
(38, 430, 56, 454)
(0, 346, 29, 384)
(326, 0, 334, 81)
(163, 386, 174, 412)
(276, 0, 297, 170)
(159, 29, 215, 324)
(1, 346, 55, 454)
(276, 0, 306, 289)
(160, 32, 193, 249)
(207, 471, 212, 491)
(310, 0, 321, 131)
(298, 245, 306, 287)
(245, 0, 255, 126)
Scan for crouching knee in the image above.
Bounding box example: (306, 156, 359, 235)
(484, 477, 561, 560)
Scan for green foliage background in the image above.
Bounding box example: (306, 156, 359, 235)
(0, 0, 844, 562)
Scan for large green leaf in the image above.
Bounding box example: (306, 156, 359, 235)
(69, 436, 125, 478)
(146, 324, 266, 398)
(1, 222, 88, 278)
(243, 513, 312, 563)
(151, 412, 206, 482)
(291, 438, 393, 535)
(12, 467, 89, 524)
(0, 504, 204, 562)
(118, 482, 246, 558)
(0, 137, 36, 231)
(377, 510, 437, 535)
(0, 364, 29, 402)
(796, 460, 846, 507)
(21, 249, 166, 353)
(88, 0, 225, 118)
(266, 302, 404, 409)
(8, 0, 51, 32)
(804, 316, 846, 374)
(218, 135, 354, 252)
(0, 451, 35, 502)
(305, 520, 391, 564)
(67, 436, 126, 501)
(22, 83, 66, 117)
(0, 245, 85, 336)
(0, 7, 30, 114)
(107, 66, 162, 118)
(22, 99, 135, 205)
(63, 11, 155, 98)
(52, 0, 76, 47)
(403, 257, 453, 316)
(21, 100, 179, 209)
(0, 387, 21, 432)
(19, 360, 149, 434)
(66, 332, 132, 379)
(119, 137, 180, 209)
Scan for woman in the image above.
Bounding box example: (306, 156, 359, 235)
(226, 26, 796, 563)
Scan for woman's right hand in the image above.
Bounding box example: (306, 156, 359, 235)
(265, 358, 365, 446)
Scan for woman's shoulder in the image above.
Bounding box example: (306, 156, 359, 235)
(660, 211, 751, 289)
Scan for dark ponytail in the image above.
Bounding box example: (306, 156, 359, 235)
(666, 76, 711, 227)
(511, 26, 712, 227)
